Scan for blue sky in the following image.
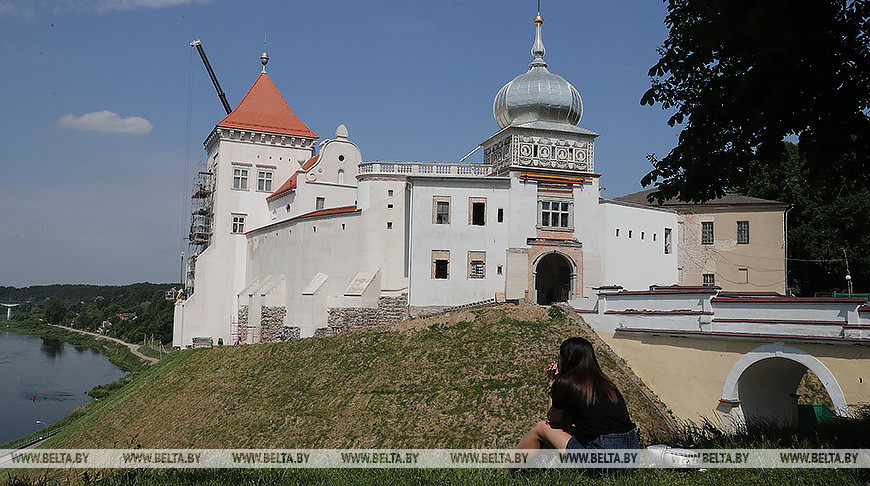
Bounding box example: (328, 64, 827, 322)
(0, 0, 678, 287)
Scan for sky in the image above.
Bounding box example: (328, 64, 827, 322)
(0, 0, 679, 287)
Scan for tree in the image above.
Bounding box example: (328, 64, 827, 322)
(736, 143, 870, 295)
(43, 296, 67, 325)
(641, 0, 870, 203)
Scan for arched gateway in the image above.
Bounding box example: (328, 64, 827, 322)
(534, 252, 576, 305)
(720, 342, 848, 425)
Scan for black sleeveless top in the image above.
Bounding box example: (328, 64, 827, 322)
(550, 381, 636, 443)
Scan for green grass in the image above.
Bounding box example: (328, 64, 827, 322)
(135, 345, 161, 359)
(5, 305, 868, 485)
(3, 466, 868, 486)
(20, 306, 667, 450)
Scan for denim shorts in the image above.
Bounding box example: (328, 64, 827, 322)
(566, 429, 640, 475)
(566, 428, 640, 450)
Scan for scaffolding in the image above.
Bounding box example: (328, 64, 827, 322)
(185, 164, 214, 296)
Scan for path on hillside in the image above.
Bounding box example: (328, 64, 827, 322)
(52, 325, 159, 364)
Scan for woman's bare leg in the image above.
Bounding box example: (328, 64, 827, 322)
(515, 420, 572, 451)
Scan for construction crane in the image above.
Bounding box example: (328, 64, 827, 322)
(190, 39, 232, 115)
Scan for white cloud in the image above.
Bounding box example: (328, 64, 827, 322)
(0, 0, 207, 17)
(57, 111, 153, 136)
(83, 0, 208, 12)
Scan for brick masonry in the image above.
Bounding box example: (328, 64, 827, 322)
(321, 294, 409, 335)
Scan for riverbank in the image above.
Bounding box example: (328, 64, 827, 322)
(2, 317, 151, 373)
(0, 318, 152, 450)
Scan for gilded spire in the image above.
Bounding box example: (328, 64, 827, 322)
(530, 10, 547, 68)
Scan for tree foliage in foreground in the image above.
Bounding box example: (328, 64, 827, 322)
(641, 0, 870, 203)
(735, 143, 870, 295)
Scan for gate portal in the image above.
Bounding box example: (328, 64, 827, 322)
(535, 252, 574, 305)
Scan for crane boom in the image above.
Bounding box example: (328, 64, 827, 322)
(190, 39, 233, 115)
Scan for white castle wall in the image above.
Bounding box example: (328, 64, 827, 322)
(173, 130, 314, 348)
(600, 201, 680, 290)
(408, 177, 512, 307)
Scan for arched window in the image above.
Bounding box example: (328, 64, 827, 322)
(337, 169, 345, 184)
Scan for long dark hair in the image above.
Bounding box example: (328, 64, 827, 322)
(555, 337, 619, 406)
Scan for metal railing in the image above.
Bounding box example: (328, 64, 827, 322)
(358, 161, 493, 177)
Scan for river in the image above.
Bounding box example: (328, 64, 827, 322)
(0, 329, 127, 445)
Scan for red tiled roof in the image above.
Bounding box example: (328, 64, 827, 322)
(615, 327, 870, 343)
(288, 205, 360, 222)
(217, 73, 317, 138)
(267, 156, 319, 201)
(599, 287, 720, 296)
(712, 296, 867, 304)
(859, 305, 870, 312)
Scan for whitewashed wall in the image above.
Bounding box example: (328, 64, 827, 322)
(408, 177, 512, 306)
(600, 201, 680, 291)
(174, 130, 314, 348)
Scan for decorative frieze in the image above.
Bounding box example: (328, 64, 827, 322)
(484, 131, 595, 174)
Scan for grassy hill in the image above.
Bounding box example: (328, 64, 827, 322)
(42, 305, 672, 450)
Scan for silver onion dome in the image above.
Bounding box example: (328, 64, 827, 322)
(493, 12, 583, 129)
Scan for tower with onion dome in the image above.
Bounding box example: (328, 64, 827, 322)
(482, 11, 598, 176)
(480, 10, 604, 307)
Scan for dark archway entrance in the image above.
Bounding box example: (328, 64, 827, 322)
(737, 358, 837, 425)
(535, 253, 573, 304)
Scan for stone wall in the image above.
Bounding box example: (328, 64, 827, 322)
(322, 294, 409, 335)
(236, 304, 300, 343)
(236, 305, 249, 344)
(260, 306, 296, 343)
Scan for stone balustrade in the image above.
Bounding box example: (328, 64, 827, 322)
(358, 161, 493, 178)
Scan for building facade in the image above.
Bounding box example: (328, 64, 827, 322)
(173, 13, 785, 348)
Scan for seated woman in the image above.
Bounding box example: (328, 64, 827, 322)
(514, 336, 639, 468)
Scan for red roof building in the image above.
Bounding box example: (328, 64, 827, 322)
(217, 73, 317, 138)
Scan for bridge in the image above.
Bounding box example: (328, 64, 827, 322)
(580, 287, 869, 427)
(0, 302, 25, 321)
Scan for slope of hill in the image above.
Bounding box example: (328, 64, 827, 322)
(44, 305, 673, 449)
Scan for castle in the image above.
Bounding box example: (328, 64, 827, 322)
(172, 13, 786, 348)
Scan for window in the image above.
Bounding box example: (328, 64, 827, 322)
(469, 198, 486, 226)
(738, 268, 749, 283)
(628, 230, 632, 238)
(615, 229, 619, 237)
(386, 221, 393, 229)
(435, 260, 449, 279)
(387, 203, 393, 209)
(432, 250, 450, 279)
(701, 221, 714, 245)
(470, 261, 485, 278)
(433, 197, 451, 224)
(337, 169, 345, 184)
(497, 208, 504, 223)
(468, 251, 486, 279)
(232, 215, 245, 234)
(316, 197, 325, 210)
(539, 199, 572, 228)
(641, 232, 645, 240)
(257, 170, 272, 192)
(232, 168, 248, 190)
(737, 221, 750, 244)
(664, 228, 672, 254)
(497, 265, 503, 275)
(388, 190, 394, 196)
(702, 273, 715, 286)
(653, 233, 657, 242)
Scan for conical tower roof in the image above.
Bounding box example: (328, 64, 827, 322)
(217, 73, 317, 138)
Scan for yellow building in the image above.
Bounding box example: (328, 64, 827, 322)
(615, 189, 788, 294)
